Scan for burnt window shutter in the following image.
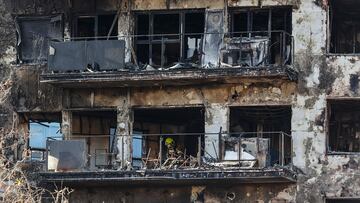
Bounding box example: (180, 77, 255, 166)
(17, 16, 63, 63)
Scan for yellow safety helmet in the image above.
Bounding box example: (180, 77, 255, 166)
(165, 137, 175, 146)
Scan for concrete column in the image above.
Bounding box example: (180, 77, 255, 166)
(118, 12, 133, 63)
(116, 102, 132, 169)
(61, 110, 72, 139)
(204, 104, 229, 160)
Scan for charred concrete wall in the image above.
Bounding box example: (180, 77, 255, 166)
(0, 0, 359, 202)
(292, 0, 360, 202)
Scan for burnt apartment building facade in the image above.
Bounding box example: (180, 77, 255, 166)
(0, 0, 360, 202)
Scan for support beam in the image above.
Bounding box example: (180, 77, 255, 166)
(118, 12, 133, 63)
(61, 110, 72, 140)
(116, 101, 132, 169)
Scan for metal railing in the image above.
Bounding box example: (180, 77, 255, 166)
(44, 131, 292, 172)
(47, 30, 293, 72)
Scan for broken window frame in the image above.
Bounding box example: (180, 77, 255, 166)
(16, 15, 64, 64)
(134, 10, 205, 68)
(229, 7, 292, 66)
(327, 99, 360, 154)
(230, 7, 292, 36)
(24, 112, 63, 161)
(72, 12, 118, 39)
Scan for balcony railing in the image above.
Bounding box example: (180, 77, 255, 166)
(43, 132, 292, 172)
(47, 31, 293, 72)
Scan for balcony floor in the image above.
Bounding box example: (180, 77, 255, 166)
(39, 167, 297, 187)
(40, 66, 297, 88)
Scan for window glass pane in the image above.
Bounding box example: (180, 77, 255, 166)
(136, 44, 149, 65)
(98, 14, 118, 38)
(136, 14, 149, 35)
(252, 10, 269, 32)
(77, 17, 95, 38)
(29, 122, 62, 149)
(233, 12, 248, 33)
(184, 12, 204, 63)
(133, 134, 143, 159)
(153, 13, 179, 39)
(151, 43, 180, 67)
(185, 13, 205, 34)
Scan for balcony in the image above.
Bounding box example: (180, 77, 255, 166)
(40, 31, 296, 87)
(38, 132, 296, 186)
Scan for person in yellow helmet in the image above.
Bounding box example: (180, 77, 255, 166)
(165, 137, 176, 158)
(165, 137, 175, 146)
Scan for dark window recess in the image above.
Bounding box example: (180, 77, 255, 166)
(17, 16, 62, 63)
(328, 100, 360, 153)
(326, 199, 360, 203)
(232, 12, 248, 33)
(330, 0, 360, 53)
(153, 14, 180, 39)
(98, 15, 118, 37)
(230, 106, 292, 166)
(75, 14, 118, 39)
(135, 11, 205, 68)
(252, 10, 269, 32)
(230, 8, 292, 66)
(77, 17, 96, 38)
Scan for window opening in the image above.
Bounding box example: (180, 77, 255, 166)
(135, 11, 205, 68)
(329, 0, 360, 53)
(72, 110, 117, 169)
(75, 14, 118, 39)
(133, 107, 205, 169)
(229, 8, 292, 66)
(328, 100, 360, 153)
(230, 106, 292, 166)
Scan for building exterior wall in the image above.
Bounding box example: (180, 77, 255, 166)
(0, 0, 359, 202)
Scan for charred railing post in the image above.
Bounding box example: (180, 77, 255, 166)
(159, 136, 163, 168)
(281, 132, 285, 166)
(290, 132, 293, 165)
(198, 135, 201, 166)
(45, 139, 49, 172)
(238, 133, 242, 165)
(282, 31, 286, 65)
